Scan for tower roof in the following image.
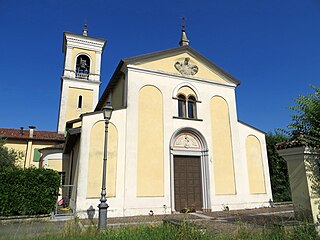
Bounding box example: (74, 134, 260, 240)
(179, 30, 189, 46)
(179, 17, 189, 46)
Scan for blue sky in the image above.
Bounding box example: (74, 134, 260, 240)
(0, 0, 319, 133)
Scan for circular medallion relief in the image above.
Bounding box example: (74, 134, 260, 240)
(173, 133, 200, 149)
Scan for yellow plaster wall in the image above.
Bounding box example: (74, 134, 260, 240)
(137, 86, 164, 197)
(29, 143, 59, 168)
(307, 165, 320, 223)
(111, 75, 124, 109)
(87, 121, 118, 198)
(137, 53, 227, 83)
(65, 87, 93, 123)
(31, 143, 59, 153)
(178, 86, 196, 98)
(71, 48, 96, 74)
(46, 159, 62, 172)
(246, 136, 266, 194)
(286, 158, 312, 218)
(4, 142, 27, 152)
(4, 141, 60, 169)
(73, 121, 82, 128)
(210, 96, 236, 195)
(4, 141, 27, 168)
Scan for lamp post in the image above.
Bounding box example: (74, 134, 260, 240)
(98, 103, 113, 231)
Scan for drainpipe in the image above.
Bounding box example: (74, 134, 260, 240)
(20, 127, 28, 169)
(25, 126, 36, 168)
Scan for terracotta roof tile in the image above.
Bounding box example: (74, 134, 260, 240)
(276, 138, 306, 150)
(276, 131, 319, 150)
(0, 128, 65, 142)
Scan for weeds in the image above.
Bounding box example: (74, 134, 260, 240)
(36, 221, 320, 240)
(3, 218, 320, 240)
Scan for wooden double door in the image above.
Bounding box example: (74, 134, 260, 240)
(174, 156, 203, 212)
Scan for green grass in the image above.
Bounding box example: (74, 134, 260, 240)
(40, 222, 212, 240)
(33, 221, 320, 240)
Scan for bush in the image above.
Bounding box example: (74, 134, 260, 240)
(266, 133, 292, 202)
(0, 167, 60, 216)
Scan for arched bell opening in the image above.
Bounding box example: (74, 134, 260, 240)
(75, 54, 90, 79)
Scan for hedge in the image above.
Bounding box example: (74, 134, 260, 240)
(0, 167, 60, 216)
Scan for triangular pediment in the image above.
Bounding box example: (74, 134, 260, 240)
(96, 46, 240, 111)
(123, 46, 240, 86)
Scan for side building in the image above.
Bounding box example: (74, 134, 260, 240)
(0, 127, 64, 170)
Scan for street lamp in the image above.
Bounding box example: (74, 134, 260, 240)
(98, 103, 113, 231)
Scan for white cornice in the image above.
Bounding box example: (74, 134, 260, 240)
(61, 76, 101, 85)
(126, 65, 237, 88)
(67, 37, 104, 48)
(64, 32, 106, 52)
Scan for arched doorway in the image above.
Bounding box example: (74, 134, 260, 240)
(170, 128, 211, 212)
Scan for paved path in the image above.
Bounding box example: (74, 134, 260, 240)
(190, 212, 216, 220)
(0, 221, 67, 240)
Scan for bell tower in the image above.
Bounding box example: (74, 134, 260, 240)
(57, 25, 106, 133)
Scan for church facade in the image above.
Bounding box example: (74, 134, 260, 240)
(58, 27, 272, 218)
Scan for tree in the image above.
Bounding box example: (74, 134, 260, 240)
(287, 85, 320, 147)
(266, 133, 291, 202)
(287, 85, 320, 199)
(278, 85, 320, 204)
(0, 138, 22, 171)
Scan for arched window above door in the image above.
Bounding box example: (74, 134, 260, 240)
(176, 93, 197, 119)
(175, 85, 199, 119)
(187, 96, 197, 119)
(177, 94, 186, 118)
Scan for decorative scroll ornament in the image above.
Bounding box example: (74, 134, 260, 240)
(174, 134, 200, 149)
(175, 57, 199, 75)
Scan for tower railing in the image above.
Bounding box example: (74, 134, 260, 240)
(76, 72, 89, 79)
(63, 69, 100, 82)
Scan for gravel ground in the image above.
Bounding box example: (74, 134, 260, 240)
(0, 221, 68, 240)
(191, 206, 295, 235)
(80, 205, 295, 231)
